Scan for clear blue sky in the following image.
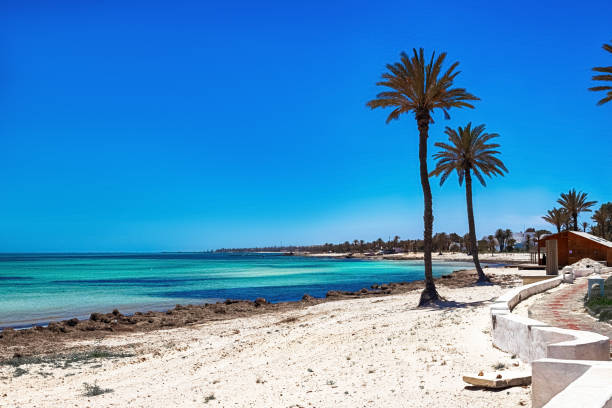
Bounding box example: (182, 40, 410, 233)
(1, 0, 611, 252)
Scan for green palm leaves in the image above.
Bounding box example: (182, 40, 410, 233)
(430, 123, 508, 185)
(589, 42, 612, 105)
(542, 208, 570, 233)
(557, 189, 597, 231)
(366, 48, 479, 123)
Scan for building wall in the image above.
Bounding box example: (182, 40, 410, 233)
(539, 232, 609, 268)
(567, 233, 607, 265)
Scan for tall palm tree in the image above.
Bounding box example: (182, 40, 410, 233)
(542, 208, 569, 233)
(430, 123, 507, 283)
(589, 42, 612, 105)
(557, 189, 597, 231)
(367, 49, 478, 305)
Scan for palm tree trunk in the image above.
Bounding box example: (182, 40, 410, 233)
(573, 214, 578, 231)
(416, 110, 440, 306)
(465, 170, 489, 282)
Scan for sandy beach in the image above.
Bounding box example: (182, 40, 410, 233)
(0, 267, 531, 407)
(300, 251, 533, 264)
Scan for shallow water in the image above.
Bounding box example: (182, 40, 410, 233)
(0, 252, 474, 327)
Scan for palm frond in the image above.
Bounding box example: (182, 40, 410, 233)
(366, 48, 479, 123)
(589, 41, 612, 105)
(430, 123, 507, 187)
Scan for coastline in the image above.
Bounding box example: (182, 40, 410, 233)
(0, 267, 519, 358)
(291, 251, 532, 264)
(0, 266, 529, 408)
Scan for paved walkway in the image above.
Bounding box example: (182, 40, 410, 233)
(528, 276, 612, 352)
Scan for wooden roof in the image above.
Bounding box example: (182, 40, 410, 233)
(569, 231, 612, 248)
(539, 231, 612, 248)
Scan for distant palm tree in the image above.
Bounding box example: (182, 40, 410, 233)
(592, 205, 612, 239)
(557, 189, 597, 231)
(495, 228, 507, 252)
(487, 235, 496, 255)
(367, 49, 478, 304)
(589, 42, 612, 105)
(582, 222, 588, 232)
(430, 123, 507, 283)
(542, 208, 569, 233)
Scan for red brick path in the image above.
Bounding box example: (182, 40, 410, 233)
(528, 277, 612, 351)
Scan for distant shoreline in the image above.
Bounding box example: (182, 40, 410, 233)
(282, 251, 532, 265)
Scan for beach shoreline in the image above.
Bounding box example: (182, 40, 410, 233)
(290, 251, 533, 264)
(0, 267, 519, 359)
(0, 266, 530, 408)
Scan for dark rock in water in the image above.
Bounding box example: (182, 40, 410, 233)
(360, 288, 368, 294)
(224, 299, 240, 305)
(90, 313, 102, 321)
(301, 294, 314, 301)
(326, 290, 340, 298)
(66, 318, 79, 327)
(112, 309, 121, 316)
(254, 298, 267, 306)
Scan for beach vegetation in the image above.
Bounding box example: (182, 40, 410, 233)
(430, 123, 508, 282)
(589, 41, 612, 105)
(13, 367, 28, 377)
(82, 382, 113, 397)
(366, 48, 478, 305)
(204, 393, 216, 403)
(557, 189, 597, 231)
(0, 348, 134, 369)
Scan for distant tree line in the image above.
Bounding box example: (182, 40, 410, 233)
(215, 228, 548, 254)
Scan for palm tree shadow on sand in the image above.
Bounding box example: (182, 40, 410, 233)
(415, 296, 498, 310)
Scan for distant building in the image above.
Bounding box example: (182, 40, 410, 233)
(512, 231, 537, 250)
(537, 231, 612, 267)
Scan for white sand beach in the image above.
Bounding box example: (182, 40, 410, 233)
(1, 268, 531, 407)
(304, 251, 533, 264)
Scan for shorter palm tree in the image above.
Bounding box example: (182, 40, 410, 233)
(542, 208, 569, 233)
(430, 123, 508, 283)
(589, 42, 612, 105)
(557, 189, 597, 231)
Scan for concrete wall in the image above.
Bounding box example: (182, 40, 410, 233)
(490, 276, 612, 408)
(532, 359, 612, 408)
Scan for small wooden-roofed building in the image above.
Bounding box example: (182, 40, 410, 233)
(537, 231, 612, 267)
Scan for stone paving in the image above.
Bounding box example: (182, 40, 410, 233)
(528, 276, 612, 352)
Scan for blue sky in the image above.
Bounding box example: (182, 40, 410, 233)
(1, 0, 611, 252)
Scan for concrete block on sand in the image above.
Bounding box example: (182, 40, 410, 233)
(463, 371, 531, 389)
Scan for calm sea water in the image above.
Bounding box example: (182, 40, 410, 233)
(0, 253, 474, 328)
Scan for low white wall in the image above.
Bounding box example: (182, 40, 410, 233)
(490, 276, 612, 408)
(491, 276, 609, 363)
(532, 359, 612, 408)
(492, 314, 551, 362)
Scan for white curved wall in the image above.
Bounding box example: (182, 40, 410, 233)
(489, 276, 611, 408)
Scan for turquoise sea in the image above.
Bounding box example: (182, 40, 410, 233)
(0, 253, 474, 328)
